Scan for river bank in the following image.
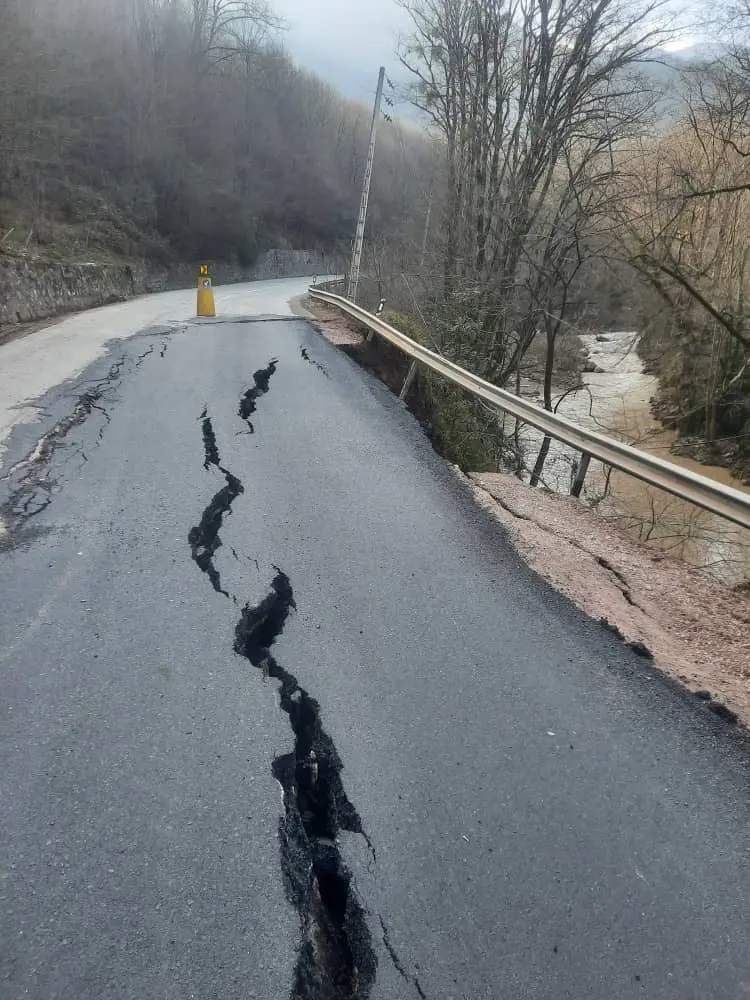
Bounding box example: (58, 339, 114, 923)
(638, 339, 750, 486)
(519, 331, 750, 587)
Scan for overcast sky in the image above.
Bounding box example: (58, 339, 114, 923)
(275, 0, 704, 105)
(275, 0, 411, 104)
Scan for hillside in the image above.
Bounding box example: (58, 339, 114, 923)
(0, 0, 430, 271)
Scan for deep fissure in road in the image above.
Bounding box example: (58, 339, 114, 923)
(200, 411, 220, 469)
(238, 358, 279, 432)
(234, 572, 377, 1000)
(188, 413, 244, 596)
(188, 394, 377, 998)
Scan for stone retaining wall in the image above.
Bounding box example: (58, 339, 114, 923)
(0, 249, 332, 327)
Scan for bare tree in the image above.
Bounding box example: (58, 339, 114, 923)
(616, 34, 750, 468)
(189, 0, 281, 66)
(623, 69, 750, 350)
(398, 0, 668, 394)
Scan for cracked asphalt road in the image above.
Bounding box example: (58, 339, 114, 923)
(1, 309, 749, 1000)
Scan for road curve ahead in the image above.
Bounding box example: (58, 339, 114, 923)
(1, 315, 749, 1000)
(0, 275, 317, 464)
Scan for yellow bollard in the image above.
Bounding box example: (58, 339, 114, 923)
(197, 263, 216, 318)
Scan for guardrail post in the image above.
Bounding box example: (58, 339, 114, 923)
(366, 298, 386, 344)
(570, 452, 591, 498)
(399, 361, 418, 400)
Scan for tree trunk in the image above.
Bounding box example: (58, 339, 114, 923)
(530, 328, 556, 487)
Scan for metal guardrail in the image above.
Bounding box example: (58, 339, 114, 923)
(309, 287, 750, 532)
(310, 274, 346, 291)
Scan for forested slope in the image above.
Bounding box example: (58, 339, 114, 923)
(0, 0, 429, 267)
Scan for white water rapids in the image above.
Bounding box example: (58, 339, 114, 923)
(513, 331, 750, 586)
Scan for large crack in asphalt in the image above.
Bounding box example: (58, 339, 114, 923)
(1, 329, 178, 546)
(238, 358, 279, 432)
(187, 385, 389, 999)
(234, 571, 377, 1000)
(188, 413, 244, 596)
(200, 408, 220, 470)
(0, 358, 127, 544)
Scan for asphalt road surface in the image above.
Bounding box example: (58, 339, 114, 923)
(1, 298, 749, 1000)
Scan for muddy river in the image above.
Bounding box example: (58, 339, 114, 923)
(516, 332, 750, 585)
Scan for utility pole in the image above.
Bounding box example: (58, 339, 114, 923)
(420, 187, 433, 269)
(347, 66, 385, 303)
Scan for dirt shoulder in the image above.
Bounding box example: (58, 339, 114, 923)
(311, 302, 750, 728)
(305, 298, 365, 346)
